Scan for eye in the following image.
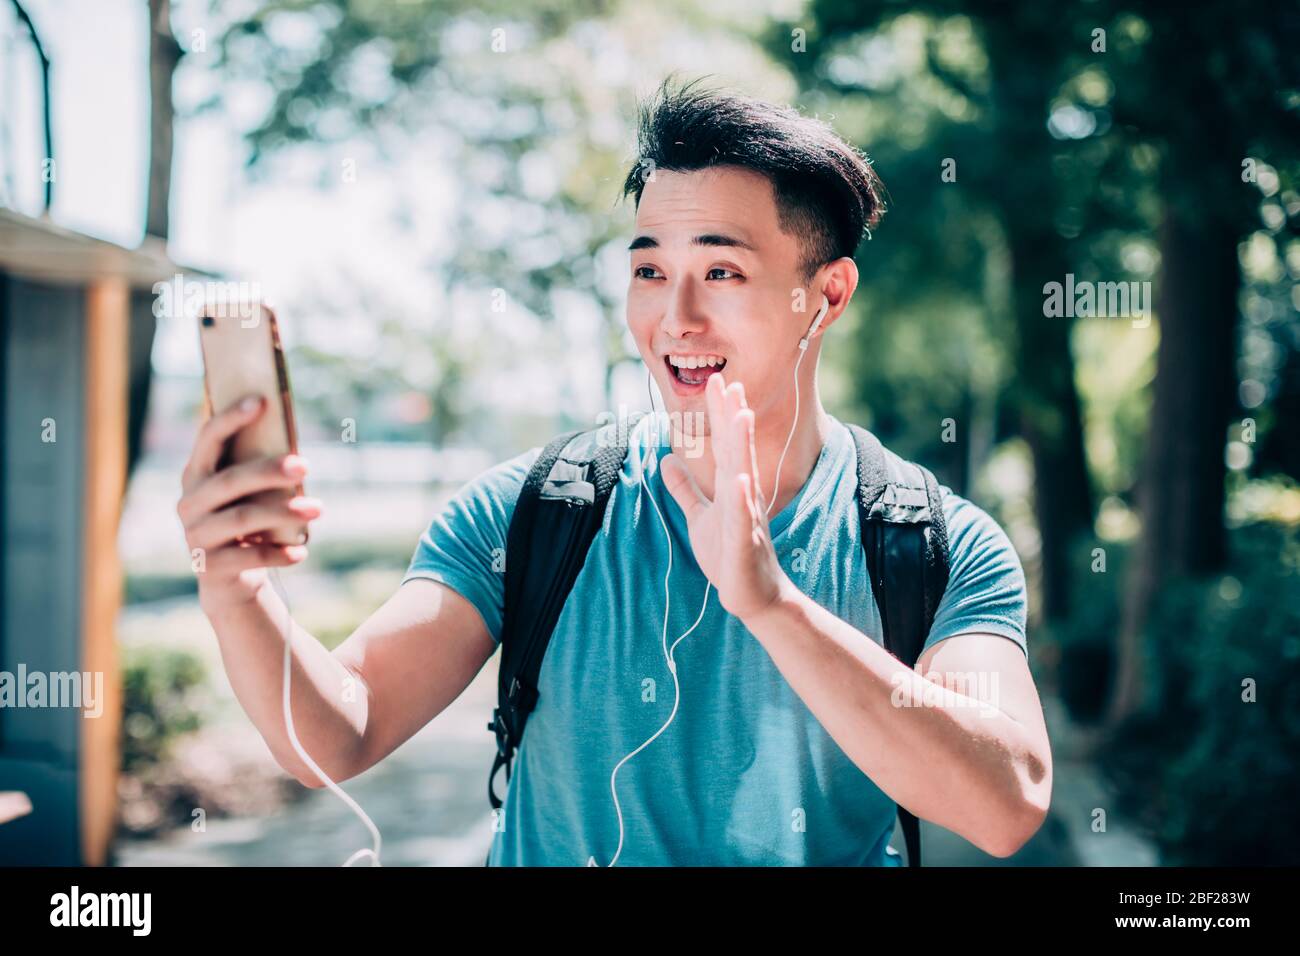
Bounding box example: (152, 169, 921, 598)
(634, 265, 663, 280)
(707, 267, 743, 280)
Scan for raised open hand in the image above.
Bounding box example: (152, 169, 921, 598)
(660, 373, 791, 621)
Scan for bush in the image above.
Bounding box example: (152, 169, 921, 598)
(124, 574, 198, 606)
(116, 646, 305, 839)
(1101, 521, 1300, 864)
(120, 646, 211, 772)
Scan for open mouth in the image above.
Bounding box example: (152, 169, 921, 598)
(665, 353, 727, 390)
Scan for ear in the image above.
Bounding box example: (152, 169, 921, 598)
(806, 257, 859, 340)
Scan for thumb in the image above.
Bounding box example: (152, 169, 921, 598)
(660, 452, 709, 521)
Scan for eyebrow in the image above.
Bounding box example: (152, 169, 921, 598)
(627, 233, 757, 252)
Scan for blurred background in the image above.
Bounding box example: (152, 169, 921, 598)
(0, 0, 1297, 866)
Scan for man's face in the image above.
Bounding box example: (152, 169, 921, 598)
(626, 165, 817, 443)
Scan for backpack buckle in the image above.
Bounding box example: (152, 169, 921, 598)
(488, 707, 509, 751)
(506, 676, 538, 713)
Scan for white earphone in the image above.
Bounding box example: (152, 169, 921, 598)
(800, 295, 830, 351)
(598, 292, 830, 866)
(770, 293, 830, 517)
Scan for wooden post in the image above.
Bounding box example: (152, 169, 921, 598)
(81, 277, 129, 866)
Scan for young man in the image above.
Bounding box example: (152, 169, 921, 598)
(178, 81, 1051, 866)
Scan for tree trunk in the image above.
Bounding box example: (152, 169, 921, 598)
(131, 0, 182, 478)
(145, 0, 181, 241)
(1108, 203, 1239, 727)
(1009, 230, 1095, 624)
(981, 27, 1097, 627)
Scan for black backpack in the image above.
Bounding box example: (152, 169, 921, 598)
(486, 420, 951, 866)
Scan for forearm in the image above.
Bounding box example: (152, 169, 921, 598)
(204, 580, 370, 787)
(743, 578, 1046, 856)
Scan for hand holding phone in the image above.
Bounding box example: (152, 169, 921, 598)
(178, 304, 321, 609)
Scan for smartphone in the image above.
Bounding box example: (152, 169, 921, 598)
(197, 302, 309, 547)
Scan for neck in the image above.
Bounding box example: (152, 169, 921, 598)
(667, 376, 831, 519)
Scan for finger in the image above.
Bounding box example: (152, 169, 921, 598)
(194, 495, 319, 551)
(189, 495, 322, 551)
(660, 452, 710, 520)
(732, 407, 765, 514)
(204, 541, 308, 578)
(715, 380, 751, 485)
(706, 372, 728, 468)
(726, 378, 746, 413)
(736, 472, 761, 533)
(180, 454, 309, 525)
(184, 394, 267, 487)
(713, 374, 743, 478)
(737, 472, 756, 517)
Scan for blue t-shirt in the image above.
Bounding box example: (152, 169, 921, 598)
(403, 413, 1027, 866)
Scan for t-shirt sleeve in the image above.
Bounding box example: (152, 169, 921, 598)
(401, 445, 542, 644)
(922, 489, 1029, 659)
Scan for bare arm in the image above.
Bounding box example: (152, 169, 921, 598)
(329, 578, 496, 781)
(745, 586, 1052, 858)
(180, 395, 496, 788)
(205, 576, 495, 788)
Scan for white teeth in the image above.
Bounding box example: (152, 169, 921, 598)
(668, 354, 725, 369)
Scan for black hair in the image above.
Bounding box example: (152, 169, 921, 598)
(621, 76, 886, 284)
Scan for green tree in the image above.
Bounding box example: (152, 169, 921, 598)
(776, 4, 1098, 625)
(1101, 5, 1300, 726)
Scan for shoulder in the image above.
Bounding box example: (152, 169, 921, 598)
(446, 444, 544, 516)
(487, 444, 544, 497)
(402, 443, 545, 644)
(939, 488, 1021, 568)
(408, 444, 543, 559)
(927, 485, 1029, 655)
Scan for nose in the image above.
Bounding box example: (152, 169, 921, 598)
(660, 279, 707, 342)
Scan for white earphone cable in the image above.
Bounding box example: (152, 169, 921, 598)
(767, 300, 824, 518)
(602, 375, 711, 867)
(601, 304, 818, 865)
(267, 565, 382, 866)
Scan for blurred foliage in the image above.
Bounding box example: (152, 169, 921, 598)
(125, 573, 199, 605)
(202, 0, 610, 163)
(777, 2, 1300, 630)
(287, 308, 470, 444)
(120, 646, 212, 772)
(1051, 535, 1131, 725)
(308, 533, 413, 574)
(123, 534, 414, 608)
(1072, 320, 1155, 502)
(1100, 519, 1300, 864)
